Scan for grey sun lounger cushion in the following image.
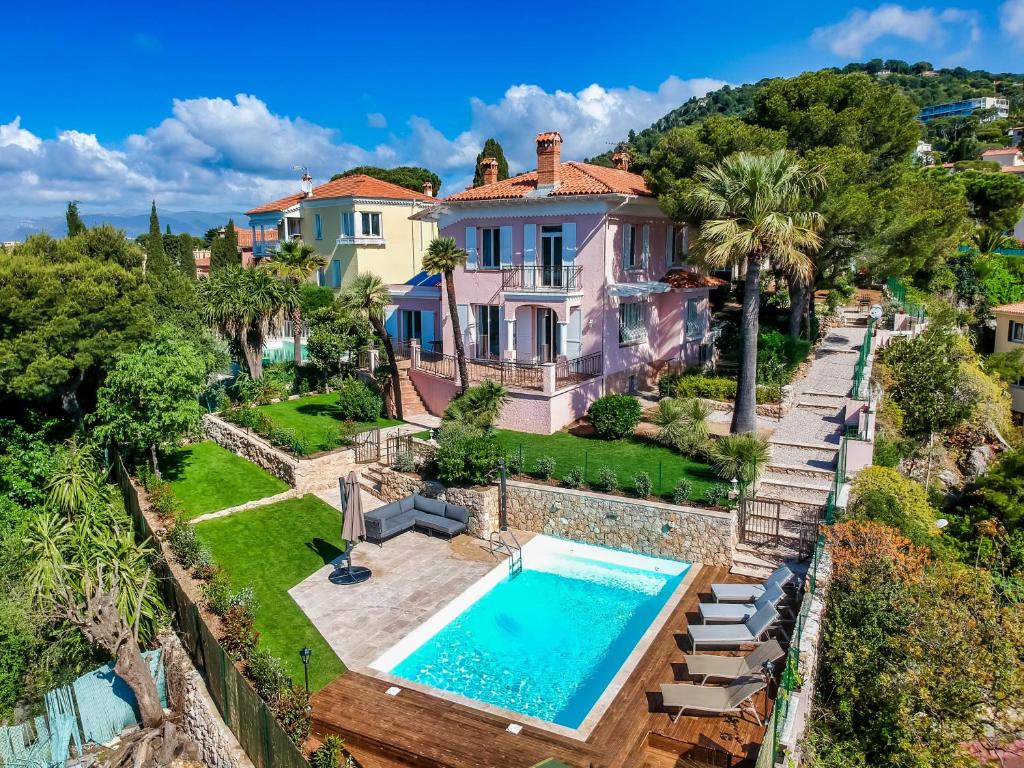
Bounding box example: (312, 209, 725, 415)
(687, 604, 780, 652)
(660, 675, 767, 724)
(683, 639, 786, 684)
(710, 565, 794, 603)
(699, 583, 788, 623)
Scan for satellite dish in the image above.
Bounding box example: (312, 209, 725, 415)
(869, 304, 883, 320)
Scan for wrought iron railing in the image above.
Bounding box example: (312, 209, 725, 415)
(501, 265, 582, 292)
(554, 352, 602, 388)
(415, 352, 544, 390)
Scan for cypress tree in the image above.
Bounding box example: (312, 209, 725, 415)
(473, 138, 510, 186)
(146, 201, 170, 278)
(209, 220, 240, 272)
(65, 201, 86, 237)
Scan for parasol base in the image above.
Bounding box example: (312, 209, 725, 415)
(329, 565, 372, 585)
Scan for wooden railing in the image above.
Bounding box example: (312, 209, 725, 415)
(554, 352, 602, 388)
(501, 265, 582, 292)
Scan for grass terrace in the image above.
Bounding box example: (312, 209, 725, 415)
(194, 494, 347, 691)
(162, 441, 288, 519)
(256, 392, 402, 453)
(493, 429, 721, 502)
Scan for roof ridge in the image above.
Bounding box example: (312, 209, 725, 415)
(318, 173, 435, 200)
(563, 161, 615, 192)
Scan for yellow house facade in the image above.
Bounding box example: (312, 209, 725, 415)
(246, 173, 438, 289)
(992, 301, 1024, 419)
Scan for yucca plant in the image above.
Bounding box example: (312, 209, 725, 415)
(708, 433, 772, 492)
(651, 397, 713, 456)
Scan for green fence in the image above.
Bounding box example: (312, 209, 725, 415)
(850, 317, 875, 401)
(116, 459, 318, 768)
(885, 277, 925, 324)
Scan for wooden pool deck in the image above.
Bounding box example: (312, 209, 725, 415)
(311, 565, 775, 768)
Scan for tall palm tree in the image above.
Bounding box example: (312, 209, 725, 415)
(198, 265, 296, 379)
(423, 237, 470, 393)
(686, 150, 826, 434)
(260, 239, 327, 365)
(340, 273, 403, 419)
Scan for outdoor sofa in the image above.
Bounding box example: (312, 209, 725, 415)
(364, 493, 469, 544)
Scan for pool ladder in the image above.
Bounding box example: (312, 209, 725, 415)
(489, 530, 522, 578)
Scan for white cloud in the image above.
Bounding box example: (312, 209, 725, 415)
(811, 4, 979, 60)
(0, 75, 723, 215)
(367, 112, 387, 128)
(1002, 0, 1024, 45)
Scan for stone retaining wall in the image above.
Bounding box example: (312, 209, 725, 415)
(203, 414, 357, 493)
(506, 481, 735, 565)
(161, 631, 253, 768)
(374, 467, 499, 539)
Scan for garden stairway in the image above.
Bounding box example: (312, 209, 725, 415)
(395, 362, 429, 417)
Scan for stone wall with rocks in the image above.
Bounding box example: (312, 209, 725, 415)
(161, 631, 253, 768)
(506, 481, 735, 565)
(374, 468, 500, 539)
(203, 414, 357, 493)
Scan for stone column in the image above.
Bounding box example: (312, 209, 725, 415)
(505, 317, 516, 359)
(410, 339, 421, 369)
(542, 362, 556, 394)
(368, 347, 379, 371)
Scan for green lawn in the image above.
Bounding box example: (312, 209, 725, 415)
(162, 442, 288, 519)
(494, 429, 721, 502)
(257, 393, 402, 453)
(194, 495, 346, 691)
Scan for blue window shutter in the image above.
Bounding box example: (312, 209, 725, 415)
(642, 224, 651, 268)
(465, 227, 477, 270)
(523, 224, 537, 267)
(421, 310, 435, 348)
(314, 214, 322, 240)
(499, 226, 512, 268)
(330, 260, 341, 288)
(562, 222, 577, 265)
(384, 306, 398, 338)
(622, 226, 632, 268)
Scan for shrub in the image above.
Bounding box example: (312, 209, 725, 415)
(873, 434, 916, 468)
(563, 466, 585, 489)
(596, 467, 618, 493)
(633, 471, 652, 499)
(848, 466, 943, 552)
(247, 647, 289, 702)
(191, 547, 218, 581)
(230, 585, 259, 616)
(203, 573, 233, 616)
(505, 449, 524, 476)
(708, 434, 771, 488)
(148, 481, 179, 520)
(669, 374, 780, 404)
(658, 372, 684, 399)
(312, 736, 345, 768)
(274, 685, 312, 746)
(392, 450, 416, 473)
(587, 394, 642, 439)
(705, 483, 729, 506)
(673, 480, 693, 505)
(535, 455, 556, 479)
(221, 604, 258, 660)
(435, 422, 502, 486)
(442, 381, 510, 430)
(651, 397, 712, 456)
(168, 518, 202, 568)
(334, 378, 382, 422)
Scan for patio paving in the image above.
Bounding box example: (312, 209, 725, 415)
(292, 495, 509, 670)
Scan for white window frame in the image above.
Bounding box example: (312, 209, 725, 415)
(618, 301, 646, 345)
(314, 213, 322, 240)
(685, 298, 703, 340)
(480, 227, 501, 269)
(670, 226, 689, 266)
(623, 224, 639, 270)
(360, 211, 382, 238)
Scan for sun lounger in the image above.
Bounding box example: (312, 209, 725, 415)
(687, 604, 780, 652)
(699, 582, 793, 623)
(683, 639, 785, 685)
(660, 676, 767, 724)
(710, 565, 795, 603)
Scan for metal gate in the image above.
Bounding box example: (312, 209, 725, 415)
(353, 428, 380, 463)
(738, 497, 820, 561)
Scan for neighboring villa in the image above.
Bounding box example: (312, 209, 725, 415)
(400, 131, 722, 434)
(992, 301, 1024, 423)
(918, 96, 1010, 122)
(245, 173, 439, 289)
(980, 148, 1024, 241)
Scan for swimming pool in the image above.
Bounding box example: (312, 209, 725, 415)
(370, 535, 690, 729)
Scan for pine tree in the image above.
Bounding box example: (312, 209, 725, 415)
(209, 220, 240, 272)
(472, 139, 510, 186)
(65, 201, 86, 237)
(165, 224, 171, 235)
(146, 201, 170, 278)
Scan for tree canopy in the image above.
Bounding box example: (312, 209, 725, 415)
(209, 220, 239, 272)
(330, 165, 441, 196)
(472, 139, 510, 186)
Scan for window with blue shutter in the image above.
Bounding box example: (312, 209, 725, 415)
(341, 212, 355, 238)
(329, 260, 341, 288)
(314, 214, 322, 240)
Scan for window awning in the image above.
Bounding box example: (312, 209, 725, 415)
(608, 281, 673, 298)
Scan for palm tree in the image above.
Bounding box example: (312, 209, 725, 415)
(423, 237, 470, 393)
(686, 150, 826, 433)
(973, 226, 1014, 254)
(260, 239, 327, 365)
(442, 380, 509, 430)
(198, 265, 296, 379)
(708, 433, 772, 495)
(340, 273, 403, 419)
(651, 397, 713, 456)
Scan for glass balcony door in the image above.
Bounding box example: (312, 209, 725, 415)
(540, 225, 563, 288)
(475, 305, 500, 360)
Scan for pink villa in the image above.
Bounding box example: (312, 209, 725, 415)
(399, 131, 722, 434)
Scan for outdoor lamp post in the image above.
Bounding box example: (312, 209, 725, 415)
(300, 647, 312, 692)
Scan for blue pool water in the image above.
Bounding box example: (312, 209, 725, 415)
(384, 538, 689, 728)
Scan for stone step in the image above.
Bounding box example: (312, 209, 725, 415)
(761, 473, 833, 491)
(756, 483, 831, 507)
(795, 400, 845, 413)
(766, 462, 835, 480)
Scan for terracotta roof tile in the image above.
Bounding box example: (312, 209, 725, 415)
(246, 174, 436, 215)
(659, 269, 727, 291)
(445, 161, 652, 202)
(234, 227, 278, 248)
(994, 301, 1024, 316)
(982, 147, 1021, 156)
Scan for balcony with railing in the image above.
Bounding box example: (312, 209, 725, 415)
(500, 265, 582, 293)
(414, 347, 602, 394)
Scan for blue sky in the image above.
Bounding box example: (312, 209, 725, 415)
(0, 0, 1020, 216)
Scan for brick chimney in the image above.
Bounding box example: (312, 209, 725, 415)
(480, 156, 499, 185)
(536, 132, 562, 187)
(422, 180, 433, 197)
(612, 148, 630, 171)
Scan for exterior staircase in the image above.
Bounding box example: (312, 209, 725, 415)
(358, 464, 385, 496)
(392, 360, 429, 417)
